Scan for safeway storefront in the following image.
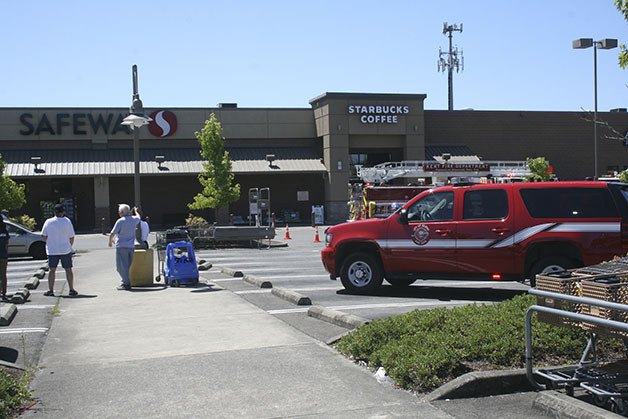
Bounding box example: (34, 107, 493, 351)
(1, 92, 627, 230)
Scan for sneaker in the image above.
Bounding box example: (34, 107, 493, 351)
(44, 290, 54, 296)
(69, 289, 78, 296)
(116, 285, 131, 291)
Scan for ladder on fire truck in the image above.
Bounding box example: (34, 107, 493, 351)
(356, 159, 532, 185)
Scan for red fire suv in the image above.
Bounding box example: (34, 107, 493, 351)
(322, 181, 628, 293)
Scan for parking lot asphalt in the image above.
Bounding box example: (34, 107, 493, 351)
(0, 230, 617, 418)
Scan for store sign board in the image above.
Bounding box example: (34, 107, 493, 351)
(347, 105, 410, 124)
(19, 110, 178, 137)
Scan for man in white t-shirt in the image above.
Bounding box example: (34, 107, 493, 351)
(41, 204, 77, 297)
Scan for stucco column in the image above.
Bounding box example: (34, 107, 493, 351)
(323, 133, 350, 223)
(94, 176, 110, 233)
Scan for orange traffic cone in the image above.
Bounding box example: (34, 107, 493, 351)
(284, 223, 292, 240)
(313, 226, 321, 242)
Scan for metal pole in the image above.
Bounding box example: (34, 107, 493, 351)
(133, 127, 140, 207)
(448, 30, 454, 111)
(593, 42, 598, 179)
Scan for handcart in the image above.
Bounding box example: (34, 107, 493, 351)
(155, 229, 198, 286)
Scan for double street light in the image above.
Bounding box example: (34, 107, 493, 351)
(121, 65, 152, 208)
(572, 38, 618, 179)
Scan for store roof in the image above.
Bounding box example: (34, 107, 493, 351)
(1, 148, 327, 177)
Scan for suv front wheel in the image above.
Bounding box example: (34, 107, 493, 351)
(340, 252, 384, 294)
(529, 256, 575, 288)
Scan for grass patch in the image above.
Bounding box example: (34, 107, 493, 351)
(336, 294, 625, 393)
(0, 367, 32, 418)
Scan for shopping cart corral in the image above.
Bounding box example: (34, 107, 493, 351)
(527, 285, 628, 415)
(154, 229, 199, 286)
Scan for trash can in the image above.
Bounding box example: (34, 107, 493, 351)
(130, 249, 154, 287)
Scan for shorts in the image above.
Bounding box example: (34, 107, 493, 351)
(48, 253, 73, 269)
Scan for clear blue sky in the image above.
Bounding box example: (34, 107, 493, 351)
(1, 0, 627, 111)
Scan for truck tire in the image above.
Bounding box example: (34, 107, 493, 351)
(529, 256, 574, 288)
(386, 278, 417, 287)
(340, 252, 384, 294)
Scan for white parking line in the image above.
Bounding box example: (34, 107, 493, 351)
(234, 289, 272, 295)
(0, 328, 49, 335)
(247, 274, 331, 280)
(267, 300, 477, 315)
(10, 305, 54, 309)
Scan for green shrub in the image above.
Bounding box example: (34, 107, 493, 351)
(0, 369, 31, 418)
(336, 294, 625, 393)
(185, 214, 208, 227)
(9, 215, 36, 230)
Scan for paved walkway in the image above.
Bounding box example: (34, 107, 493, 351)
(22, 248, 452, 418)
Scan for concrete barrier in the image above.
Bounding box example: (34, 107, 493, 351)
(198, 261, 213, 271)
(33, 269, 46, 279)
(0, 304, 17, 326)
(24, 276, 40, 290)
(243, 275, 272, 289)
(221, 267, 243, 277)
(10, 288, 30, 304)
(271, 287, 311, 305)
(307, 305, 368, 329)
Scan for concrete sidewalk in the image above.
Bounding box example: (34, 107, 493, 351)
(22, 248, 452, 418)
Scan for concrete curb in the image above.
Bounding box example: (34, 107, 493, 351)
(221, 267, 243, 278)
(243, 275, 272, 289)
(25, 275, 40, 289)
(533, 390, 616, 419)
(307, 305, 369, 329)
(33, 268, 46, 279)
(0, 304, 17, 326)
(271, 287, 311, 305)
(426, 369, 533, 401)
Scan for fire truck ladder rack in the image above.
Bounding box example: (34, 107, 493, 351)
(356, 160, 531, 184)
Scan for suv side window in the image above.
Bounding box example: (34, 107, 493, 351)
(407, 191, 454, 222)
(463, 189, 509, 220)
(520, 187, 619, 218)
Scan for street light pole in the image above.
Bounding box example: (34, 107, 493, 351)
(121, 65, 152, 208)
(573, 38, 617, 179)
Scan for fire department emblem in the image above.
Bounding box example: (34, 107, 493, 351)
(411, 224, 430, 246)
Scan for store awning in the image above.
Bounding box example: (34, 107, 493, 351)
(1, 148, 327, 178)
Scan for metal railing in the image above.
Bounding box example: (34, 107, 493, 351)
(526, 288, 628, 390)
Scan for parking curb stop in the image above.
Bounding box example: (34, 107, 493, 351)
(0, 304, 17, 326)
(221, 267, 243, 278)
(307, 305, 369, 329)
(243, 275, 272, 289)
(25, 276, 40, 289)
(33, 269, 46, 279)
(271, 287, 311, 305)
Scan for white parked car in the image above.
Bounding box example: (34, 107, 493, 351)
(5, 220, 47, 259)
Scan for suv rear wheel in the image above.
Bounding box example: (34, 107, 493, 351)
(340, 252, 384, 294)
(529, 256, 574, 288)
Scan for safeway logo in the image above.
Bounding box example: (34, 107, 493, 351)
(148, 110, 178, 138)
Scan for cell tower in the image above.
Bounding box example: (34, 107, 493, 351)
(437, 22, 464, 111)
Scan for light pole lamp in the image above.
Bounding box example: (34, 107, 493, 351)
(121, 65, 152, 208)
(572, 38, 618, 179)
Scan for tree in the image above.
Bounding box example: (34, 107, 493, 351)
(188, 114, 240, 218)
(0, 154, 25, 211)
(526, 157, 553, 182)
(619, 169, 628, 183)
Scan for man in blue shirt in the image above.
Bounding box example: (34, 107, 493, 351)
(108, 204, 140, 290)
